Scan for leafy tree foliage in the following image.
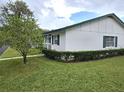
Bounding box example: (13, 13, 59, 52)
(0, 0, 43, 64)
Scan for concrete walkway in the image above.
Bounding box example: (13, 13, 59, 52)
(0, 54, 43, 61)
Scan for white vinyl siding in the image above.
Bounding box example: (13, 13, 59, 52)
(44, 15, 124, 51)
(65, 17, 124, 51)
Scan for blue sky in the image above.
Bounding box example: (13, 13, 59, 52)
(70, 11, 98, 23)
(1, 0, 124, 30)
(71, 12, 124, 23)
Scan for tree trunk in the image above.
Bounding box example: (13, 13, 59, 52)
(23, 54, 27, 64)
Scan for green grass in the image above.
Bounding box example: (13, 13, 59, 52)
(0, 47, 20, 58)
(0, 47, 40, 58)
(0, 56, 124, 91)
(28, 48, 41, 55)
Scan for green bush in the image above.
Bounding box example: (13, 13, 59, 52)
(42, 49, 124, 62)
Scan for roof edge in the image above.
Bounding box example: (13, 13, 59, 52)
(44, 13, 124, 34)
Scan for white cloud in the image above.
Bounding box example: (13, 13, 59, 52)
(36, 7, 73, 30)
(24, 0, 82, 30)
(47, 0, 82, 18)
(25, 0, 124, 30)
(1, 0, 124, 30)
(66, 0, 124, 17)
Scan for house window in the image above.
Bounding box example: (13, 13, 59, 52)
(48, 34, 51, 43)
(103, 36, 118, 48)
(52, 34, 60, 45)
(45, 34, 51, 43)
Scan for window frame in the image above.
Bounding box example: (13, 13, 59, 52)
(45, 34, 51, 43)
(52, 34, 60, 45)
(103, 36, 118, 48)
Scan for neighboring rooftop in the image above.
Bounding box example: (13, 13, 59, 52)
(44, 13, 124, 34)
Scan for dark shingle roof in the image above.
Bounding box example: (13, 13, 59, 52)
(44, 13, 124, 34)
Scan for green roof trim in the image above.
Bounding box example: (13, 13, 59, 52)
(44, 13, 124, 34)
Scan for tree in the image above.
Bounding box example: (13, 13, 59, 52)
(0, 0, 43, 64)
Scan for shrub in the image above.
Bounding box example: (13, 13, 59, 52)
(42, 49, 124, 62)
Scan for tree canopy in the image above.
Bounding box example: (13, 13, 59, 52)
(0, 0, 43, 64)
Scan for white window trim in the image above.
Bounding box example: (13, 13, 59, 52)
(104, 36, 117, 48)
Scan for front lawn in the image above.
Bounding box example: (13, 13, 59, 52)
(0, 47, 40, 58)
(0, 56, 124, 91)
(0, 47, 20, 58)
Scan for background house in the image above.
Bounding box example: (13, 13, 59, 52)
(0, 45, 8, 55)
(44, 13, 124, 51)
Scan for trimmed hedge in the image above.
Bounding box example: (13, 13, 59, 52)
(42, 49, 124, 62)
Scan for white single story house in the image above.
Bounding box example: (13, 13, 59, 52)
(44, 13, 124, 51)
